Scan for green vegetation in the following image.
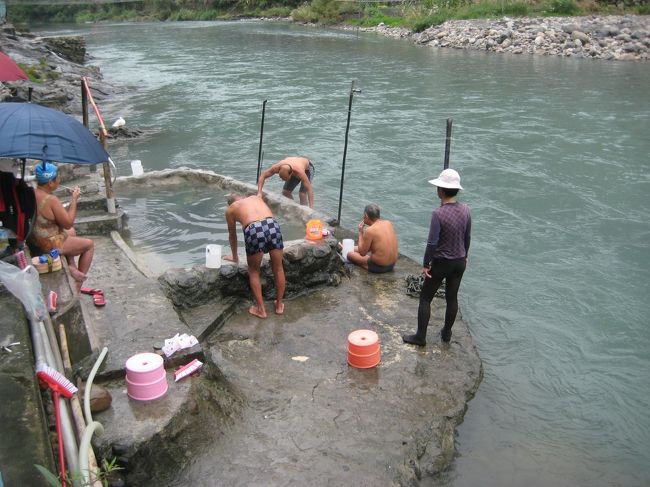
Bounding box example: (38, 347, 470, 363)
(35, 457, 123, 487)
(18, 58, 61, 83)
(6, 0, 645, 31)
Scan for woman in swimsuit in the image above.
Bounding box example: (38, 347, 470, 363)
(28, 162, 94, 290)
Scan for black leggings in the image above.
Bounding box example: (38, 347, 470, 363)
(418, 258, 466, 332)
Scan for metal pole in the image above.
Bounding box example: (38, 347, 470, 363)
(336, 80, 361, 225)
(81, 80, 88, 128)
(443, 118, 453, 169)
(256, 100, 267, 184)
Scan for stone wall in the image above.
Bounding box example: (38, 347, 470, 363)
(126, 169, 345, 309)
(158, 236, 344, 309)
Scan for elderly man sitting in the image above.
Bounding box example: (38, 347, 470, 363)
(345, 203, 398, 273)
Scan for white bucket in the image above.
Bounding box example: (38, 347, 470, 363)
(205, 244, 222, 269)
(341, 239, 355, 262)
(130, 160, 144, 177)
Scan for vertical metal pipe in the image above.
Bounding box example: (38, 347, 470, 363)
(443, 118, 453, 169)
(81, 80, 88, 128)
(337, 80, 359, 225)
(256, 100, 267, 184)
(28, 86, 32, 102)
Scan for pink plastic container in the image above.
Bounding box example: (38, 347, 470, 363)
(125, 352, 168, 401)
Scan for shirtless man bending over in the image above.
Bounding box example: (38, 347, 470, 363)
(257, 156, 314, 208)
(346, 203, 398, 273)
(224, 194, 286, 318)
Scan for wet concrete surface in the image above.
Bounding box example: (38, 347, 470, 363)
(79, 234, 204, 378)
(0, 292, 54, 486)
(0, 169, 482, 485)
(169, 257, 482, 486)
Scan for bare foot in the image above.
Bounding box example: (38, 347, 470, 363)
(248, 305, 267, 319)
(68, 266, 87, 283)
(275, 300, 284, 315)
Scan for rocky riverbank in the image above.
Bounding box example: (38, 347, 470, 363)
(363, 14, 650, 61)
(0, 22, 115, 113)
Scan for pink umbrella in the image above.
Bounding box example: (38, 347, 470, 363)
(0, 52, 29, 81)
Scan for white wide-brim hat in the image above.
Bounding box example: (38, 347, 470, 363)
(428, 168, 463, 189)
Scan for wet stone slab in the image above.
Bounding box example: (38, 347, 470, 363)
(169, 257, 482, 485)
(0, 292, 55, 485)
(79, 236, 203, 378)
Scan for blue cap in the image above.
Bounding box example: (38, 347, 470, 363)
(35, 162, 58, 184)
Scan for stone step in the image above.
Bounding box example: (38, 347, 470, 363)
(77, 235, 202, 380)
(73, 208, 125, 235)
(177, 297, 240, 341)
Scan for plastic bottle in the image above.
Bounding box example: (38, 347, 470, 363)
(0, 222, 10, 257)
(0, 229, 8, 254)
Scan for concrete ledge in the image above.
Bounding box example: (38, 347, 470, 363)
(74, 208, 125, 235)
(177, 296, 240, 341)
(158, 236, 343, 310)
(114, 168, 336, 227)
(0, 292, 55, 485)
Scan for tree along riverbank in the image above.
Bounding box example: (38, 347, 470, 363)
(357, 14, 650, 61)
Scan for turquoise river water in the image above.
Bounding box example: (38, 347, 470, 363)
(37, 21, 649, 486)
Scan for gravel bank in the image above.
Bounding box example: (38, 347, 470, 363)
(364, 15, 650, 61)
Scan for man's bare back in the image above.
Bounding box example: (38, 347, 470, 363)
(226, 195, 274, 228)
(257, 156, 315, 208)
(346, 203, 398, 273)
(224, 193, 286, 319)
(363, 219, 398, 266)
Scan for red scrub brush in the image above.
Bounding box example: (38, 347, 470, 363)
(36, 363, 78, 487)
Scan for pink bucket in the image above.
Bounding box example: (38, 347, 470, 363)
(125, 352, 168, 401)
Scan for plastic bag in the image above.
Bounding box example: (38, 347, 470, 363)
(0, 260, 47, 320)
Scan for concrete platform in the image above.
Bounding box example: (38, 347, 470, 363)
(0, 292, 55, 486)
(176, 258, 483, 486)
(0, 168, 482, 486)
(78, 234, 205, 379)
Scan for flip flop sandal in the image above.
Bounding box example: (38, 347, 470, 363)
(93, 291, 106, 307)
(81, 287, 100, 295)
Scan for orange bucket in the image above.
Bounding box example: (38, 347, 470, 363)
(305, 219, 323, 241)
(347, 329, 380, 369)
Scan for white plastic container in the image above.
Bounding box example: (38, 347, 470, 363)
(341, 239, 355, 262)
(130, 160, 144, 177)
(205, 244, 222, 269)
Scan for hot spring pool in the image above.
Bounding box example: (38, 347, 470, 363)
(118, 186, 307, 271)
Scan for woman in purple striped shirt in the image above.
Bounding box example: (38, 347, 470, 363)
(403, 168, 471, 345)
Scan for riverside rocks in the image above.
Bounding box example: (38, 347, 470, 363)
(369, 15, 650, 61)
(0, 23, 114, 113)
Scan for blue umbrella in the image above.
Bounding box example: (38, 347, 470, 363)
(0, 102, 110, 165)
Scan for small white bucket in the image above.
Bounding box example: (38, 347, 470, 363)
(130, 160, 144, 177)
(205, 244, 222, 269)
(341, 239, 355, 262)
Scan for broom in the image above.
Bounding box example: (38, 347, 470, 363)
(36, 363, 78, 487)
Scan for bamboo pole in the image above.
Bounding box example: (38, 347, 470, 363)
(59, 324, 102, 487)
(82, 77, 115, 214)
